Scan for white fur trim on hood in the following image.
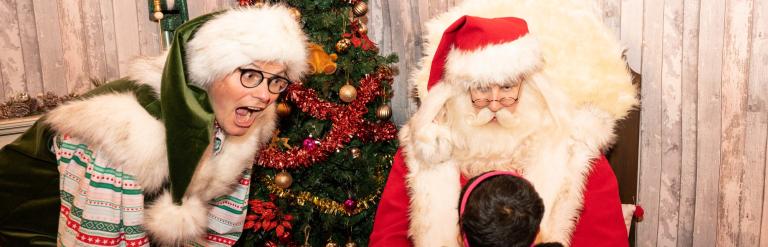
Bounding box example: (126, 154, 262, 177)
(187, 5, 309, 88)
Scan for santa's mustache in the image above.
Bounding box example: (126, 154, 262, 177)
(465, 108, 518, 128)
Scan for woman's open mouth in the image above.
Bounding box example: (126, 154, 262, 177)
(234, 106, 263, 128)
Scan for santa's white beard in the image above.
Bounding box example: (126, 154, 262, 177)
(444, 91, 551, 177)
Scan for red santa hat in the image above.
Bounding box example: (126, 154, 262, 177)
(427, 15, 542, 91)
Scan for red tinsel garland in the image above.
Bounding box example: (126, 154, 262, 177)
(256, 71, 397, 169)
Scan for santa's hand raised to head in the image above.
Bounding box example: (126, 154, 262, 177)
(411, 121, 453, 163)
(405, 81, 458, 164)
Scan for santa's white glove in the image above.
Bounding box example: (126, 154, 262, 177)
(411, 122, 453, 163)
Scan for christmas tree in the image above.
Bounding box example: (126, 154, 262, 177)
(236, 1, 398, 246)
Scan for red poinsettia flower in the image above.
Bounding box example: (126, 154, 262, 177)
(243, 198, 295, 241)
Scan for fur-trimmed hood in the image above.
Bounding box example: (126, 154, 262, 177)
(399, 0, 637, 246)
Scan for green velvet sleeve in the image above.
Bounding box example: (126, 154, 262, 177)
(0, 79, 160, 246)
(0, 120, 59, 246)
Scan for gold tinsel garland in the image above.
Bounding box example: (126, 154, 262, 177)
(259, 173, 385, 216)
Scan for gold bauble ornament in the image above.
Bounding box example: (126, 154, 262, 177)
(275, 171, 293, 189)
(325, 241, 339, 247)
(288, 7, 302, 21)
(339, 84, 358, 102)
(335, 38, 352, 53)
(276, 102, 292, 118)
(376, 104, 392, 120)
(357, 22, 368, 35)
(344, 240, 357, 247)
(352, 1, 368, 17)
(252, 2, 265, 8)
(350, 147, 361, 159)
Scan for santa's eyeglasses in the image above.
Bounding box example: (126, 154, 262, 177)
(470, 97, 519, 108)
(469, 82, 522, 108)
(238, 68, 292, 94)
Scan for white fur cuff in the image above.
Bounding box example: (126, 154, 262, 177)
(411, 122, 453, 164)
(144, 192, 209, 245)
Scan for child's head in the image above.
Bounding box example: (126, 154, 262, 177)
(458, 171, 549, 247)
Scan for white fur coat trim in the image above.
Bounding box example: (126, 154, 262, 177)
(444, 34, 542, 90)
(400, 105, 616, 246)
(44, 63, 277, 245)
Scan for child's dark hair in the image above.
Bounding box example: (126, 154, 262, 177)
(459, 171, 562, 247)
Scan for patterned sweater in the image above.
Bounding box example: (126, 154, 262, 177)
(54, 134, 250, 246)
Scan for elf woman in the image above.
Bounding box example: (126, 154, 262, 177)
(0, 4, 308, 246)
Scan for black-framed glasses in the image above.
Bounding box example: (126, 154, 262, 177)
(471, 97, 519, 108)
(238, 68, 292, 94)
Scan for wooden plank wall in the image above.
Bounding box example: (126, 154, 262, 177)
(0, 0, 156, 100)
(632, 0, 768, 246)
(1, 0, 767, 246)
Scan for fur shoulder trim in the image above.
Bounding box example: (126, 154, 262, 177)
(45, 92, 168, 193)
(127, 50, 168, 93)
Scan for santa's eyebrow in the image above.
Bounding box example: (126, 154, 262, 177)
(499, 83, 516, 88)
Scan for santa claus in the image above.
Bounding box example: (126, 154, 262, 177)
(369, 0, 637, 246)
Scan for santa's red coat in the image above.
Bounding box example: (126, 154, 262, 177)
(369, 149, 628, 246)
